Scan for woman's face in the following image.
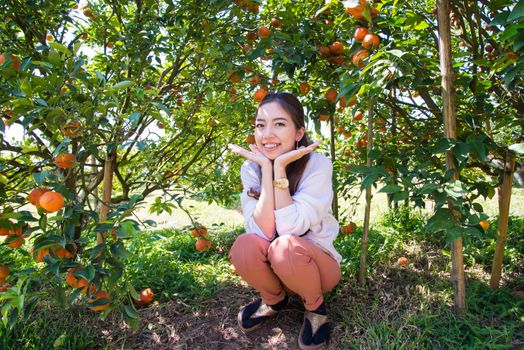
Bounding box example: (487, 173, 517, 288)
(255, 101, 305, 160)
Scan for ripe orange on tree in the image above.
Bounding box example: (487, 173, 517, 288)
(341, 222, 356, 235)
(479, 220, 489, 231)
(352, 49, 368, 68)
(88, 291, 111, 311)
(258, 26, 271, 39)
(354, 27, 369, 42)
(254, 88, 267, 102)
(195, 238, 212, 252)
(325, 88, 338, 103)
(39, 191, 65, 213)
(299, 82, 311, 95)
(319, 114, 330, 122)
(0, 265, 9, 283)
(362, 34, 380, 49)
(31, 246, 50, 263)
(192, 225, 207, 237)
(28, 187, 49, 208)
(398, 257, 409, 266)
(353, 111, 364, 121)
(329, 41, 344, 56)
(134, 288, 154, 306)
(83, 6, 94, 18)
(0, 220, 14, 236)
(6, 235, 24, 249)
(246, 134, 256, 144)
(46, 34, 54, 41)
(271, 18, 282, 28)
(54, 153, 75, 168)
(61, 120, 82, 138)
(336, 125, 345, 133)
(345, 0, 366, 20)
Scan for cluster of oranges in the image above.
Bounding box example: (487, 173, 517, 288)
(344, 0, 381, 68)
(65, 267, 111, 311)
(0, 220, 29, 249)
(192, 225, 212, 252)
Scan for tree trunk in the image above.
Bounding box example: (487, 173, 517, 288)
(97, 156, 114, 244)
(329, 113, 338, 220)
(359, 98, 374, 285)
(490, 152, 515, 289)
(438, 0, 467, 314)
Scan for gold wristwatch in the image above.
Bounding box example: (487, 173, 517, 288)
(273, 178, 289, 189)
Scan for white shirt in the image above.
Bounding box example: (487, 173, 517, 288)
(240, 152, 342, 264)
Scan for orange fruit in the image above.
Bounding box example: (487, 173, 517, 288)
(299, 82, 311, 95)
(254, 88, 268, 102)
(229, 72, 241, 84)
(46, 34, 54, 41)
(353, 111, 364, 121)
(28, 188, 49, 208)
(336, 125, 345, 133)
(319, 114, 330, 122)
(353, 27, 369, 43)
(0, 220, 13, 236)
(191, 225, 207, 237)
(249, 75, 260, 86)
(397, 257, 409, 266)
(31, 247, 51, 263)
(271, 18, 282, 28)
(246, 135, 256, 144)
(479, 220, 489, 231)
(88, 291, 111, 311)
(54, 243, 77, 259)
(61, 120, 82, 138)
(258, 26, 271, 39)
(345, 0, 366, 19)
(352, 49, 368, 68)
(246, 32, 257, 41)
(39, 191, 65, 213)
(329, 41, 344, 56)
(6, 235, 24, 248)
(134, 288, 154, 306)
(106, 42, 113, 49)
(362, 34, 380, 50)
(65, 267, 81, 288)
(325, 88, 338, 104)
(318, 46, 331, 58)
(0, 265, 9, 279)
(195, 238, 212, 252)
(54, 153, 76, 168)
(83, 7, 94, 18)
(77, 278, 96, 294)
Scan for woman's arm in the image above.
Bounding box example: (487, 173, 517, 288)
(252, 162, 276, 239)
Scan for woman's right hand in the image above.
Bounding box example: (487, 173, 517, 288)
(228, 143, 272, 168)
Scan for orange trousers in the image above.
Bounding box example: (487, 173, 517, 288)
(229, 233, 341, 311)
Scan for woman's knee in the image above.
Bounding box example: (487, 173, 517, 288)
(229, 233, 270, 268)
(268, 235, 310, 275)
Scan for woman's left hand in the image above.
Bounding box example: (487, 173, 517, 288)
(274, 140, 321, 168)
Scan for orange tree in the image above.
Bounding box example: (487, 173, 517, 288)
(0, 0, 269, 327)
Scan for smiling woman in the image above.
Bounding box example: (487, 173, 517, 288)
(227, 92, 340, 350)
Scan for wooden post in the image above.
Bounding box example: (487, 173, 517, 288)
(359, 98, 374, 285)
(438, 0, 467, 313)
(97, 156, 114, 244)
(490, 152, 515, 289)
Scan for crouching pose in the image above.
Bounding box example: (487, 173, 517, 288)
(228, 92, 341, 349)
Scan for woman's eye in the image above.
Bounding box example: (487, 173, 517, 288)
(275, 122, 285, 127)
(255, 123, 264, 128)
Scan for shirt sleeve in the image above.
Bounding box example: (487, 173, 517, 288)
(239, 161, 275, 241)
(274, 155, 333, 236)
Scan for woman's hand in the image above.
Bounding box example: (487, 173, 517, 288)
(228, 143, 272, 168)
(274, 140, 321, 169)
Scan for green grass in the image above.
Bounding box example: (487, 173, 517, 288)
(1, 204, 522, 349)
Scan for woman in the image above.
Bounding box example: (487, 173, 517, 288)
(228, 92, 341, 350)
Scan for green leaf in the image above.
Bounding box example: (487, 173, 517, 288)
(507, 0, 524, 22)
(109, 80, 134, 91)
(49, 42, 72, 56)
(53, 332, 67, 348)
(378, 184, 403, 193)
(123, 305, 140, 319)
(509, 143, 524, 154)
(110, 241, 131, 259)
(392, 191, 409, 201)
(433, 138, 455, 153)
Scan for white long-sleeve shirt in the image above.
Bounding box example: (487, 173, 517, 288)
(240, 152, 342, 264)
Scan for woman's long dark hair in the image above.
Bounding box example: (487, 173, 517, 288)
(257, 92, 311, 196)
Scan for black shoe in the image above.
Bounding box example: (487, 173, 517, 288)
(298, 310, 330, 350)
(237, 294, 288, 333)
